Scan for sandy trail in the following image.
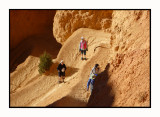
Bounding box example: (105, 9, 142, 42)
(10, 28, 111, 107)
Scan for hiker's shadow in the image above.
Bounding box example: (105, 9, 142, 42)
(46, 62, 79, 77)
(87, 63, 115, 107)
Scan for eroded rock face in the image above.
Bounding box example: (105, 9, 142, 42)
(110, 10, 150, 53)
(10, 10, 56, 49)
(87, 10, 150, 107)
(53, 10, 113, 44)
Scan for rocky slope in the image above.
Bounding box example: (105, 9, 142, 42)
(10, 10, 150, 107)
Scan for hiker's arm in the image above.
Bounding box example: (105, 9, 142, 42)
(57, 65, 60, 72)
(92, 68, 99, 76)
(94, 74, 98, 76)
(86, 42, 88, 51)
(64, 64, 66, 70)
(79, 42, 81, 51)
(97, 68, 100, 74)
(92, 68, 96, 75)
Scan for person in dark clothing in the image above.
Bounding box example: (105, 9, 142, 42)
(57, 60, 67, 83)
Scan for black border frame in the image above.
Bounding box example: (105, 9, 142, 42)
(9, 9, 151, 108)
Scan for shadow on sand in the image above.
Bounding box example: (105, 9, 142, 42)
(87, 63, 115, 107)
(10, 33, 62, 73)
(46, 96, 86, 107)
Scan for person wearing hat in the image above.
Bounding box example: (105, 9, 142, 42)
(57, 60, 67, 83)
(87, 64, 100, 93)
(79, 36, 88, 60)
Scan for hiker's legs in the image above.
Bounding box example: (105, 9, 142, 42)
(58, 72, 62, 83)
(81, 50, 84, 60)
(62, 72, 65, 82)
(58, 76, 62, 83)
(81, 54, 83, 59)
(84, 50, 86, 60)
(62, 76, 65, 82)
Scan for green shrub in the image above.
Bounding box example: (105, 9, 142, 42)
(38, 51, 53, 74)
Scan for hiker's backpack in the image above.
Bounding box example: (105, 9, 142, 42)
(80, 40, 87, 50)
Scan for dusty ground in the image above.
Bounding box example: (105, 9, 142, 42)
(10, 10, 150, 107)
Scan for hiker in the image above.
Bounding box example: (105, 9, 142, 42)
(57, 60, 67, 83)
(87, 64, 100, 93)
(79, 36, 88, 60)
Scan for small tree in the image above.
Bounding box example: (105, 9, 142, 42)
(38, 51, 53, 74)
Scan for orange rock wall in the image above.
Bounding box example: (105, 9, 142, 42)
(10, 10, 56, 49)
(110, 10, 150, 53)
(53, 10, 113, 44)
